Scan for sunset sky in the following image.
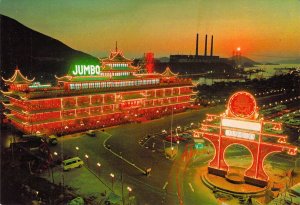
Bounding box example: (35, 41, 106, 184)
(1, 0, 299, 61)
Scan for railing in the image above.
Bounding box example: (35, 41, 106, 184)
(21, 81, 193, 99)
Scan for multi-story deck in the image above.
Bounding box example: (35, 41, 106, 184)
(2, 49, 196, 135)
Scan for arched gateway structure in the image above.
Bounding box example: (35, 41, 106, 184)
(194, 91, 297, 187)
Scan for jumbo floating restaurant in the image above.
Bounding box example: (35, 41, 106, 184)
(2, 48, 196, 135)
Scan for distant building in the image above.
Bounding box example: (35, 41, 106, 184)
(155, 34, 235, 74)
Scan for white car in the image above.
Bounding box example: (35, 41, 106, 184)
(86, 130, 96, 137)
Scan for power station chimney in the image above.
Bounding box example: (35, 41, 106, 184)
(204, 34, 207, 56)
(195, 33, 199, 56)
(210, 35, 214, 56)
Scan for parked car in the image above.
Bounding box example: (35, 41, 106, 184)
(86, 130, 97, 137)
(62, 157, 84, 171)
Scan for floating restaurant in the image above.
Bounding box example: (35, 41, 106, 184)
(2, 48, 196, 135)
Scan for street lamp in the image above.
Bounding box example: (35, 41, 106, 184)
(170, 106, 174, 155)
(51, 152, 65, 187)
(96, 162, 101, 176)
(127, 186, 132, 205)
(85, 154, 89, 167)
(75, 147, 79, 156)
(64, 125, 69, 135)
(110, 173, 115, 191)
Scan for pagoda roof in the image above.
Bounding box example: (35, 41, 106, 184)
(2, 67, 35, 84)
(55, 75, 75, 81)
(102, 49, 133, 63)
(161, 67, 179, 77)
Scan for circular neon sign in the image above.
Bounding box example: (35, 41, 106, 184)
(228, 92, 256, 118)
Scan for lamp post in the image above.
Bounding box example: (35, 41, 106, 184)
(120, 152, 125, 205)
(49, 153, 56, 184)
(56, 151, 64, 190)
(75, 146, 79, 156)
(190, 122, 194, 128)
(64, 125, 69, 135)
(110, 173, 115, 191)
(127, 186, 132, 205)
(170, 106, 174, 153)
(85, 154, 89, 167)
(96, 162, 101, 176)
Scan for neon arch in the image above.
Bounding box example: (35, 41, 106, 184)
(203, 136, 217, 165)
(194, 91, 297, 187)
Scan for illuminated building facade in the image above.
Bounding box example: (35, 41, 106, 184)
(194, 91, 297, 187)
(2, 49, 195, 135)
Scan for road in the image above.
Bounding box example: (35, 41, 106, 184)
(51, 106, 224, 204)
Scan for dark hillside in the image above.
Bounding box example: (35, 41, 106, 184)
(0, 14, 98, 84)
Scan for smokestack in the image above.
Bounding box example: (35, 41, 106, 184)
(204, 34, 207, 56)
(195, 33, 199, 56)
(210, 35, 214, 56)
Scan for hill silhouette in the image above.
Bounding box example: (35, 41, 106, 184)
(229, 56, 261, 67)
(0, 14, 98, 84)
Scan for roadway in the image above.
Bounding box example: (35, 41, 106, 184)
(51, 105, 224, 204)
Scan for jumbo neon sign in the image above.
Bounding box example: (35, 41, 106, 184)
(71, 65, 101, 76)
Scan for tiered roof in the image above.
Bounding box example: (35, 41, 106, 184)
(104, 51, 133, 63)
(2, 66, 35, 84)
(161, 66, 179, 77)
(101, 45, 138, 72)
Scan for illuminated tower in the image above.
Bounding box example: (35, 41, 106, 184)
(145, 52, 154, 73)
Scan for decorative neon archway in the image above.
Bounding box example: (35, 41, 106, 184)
(194, 91, 297, 187)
